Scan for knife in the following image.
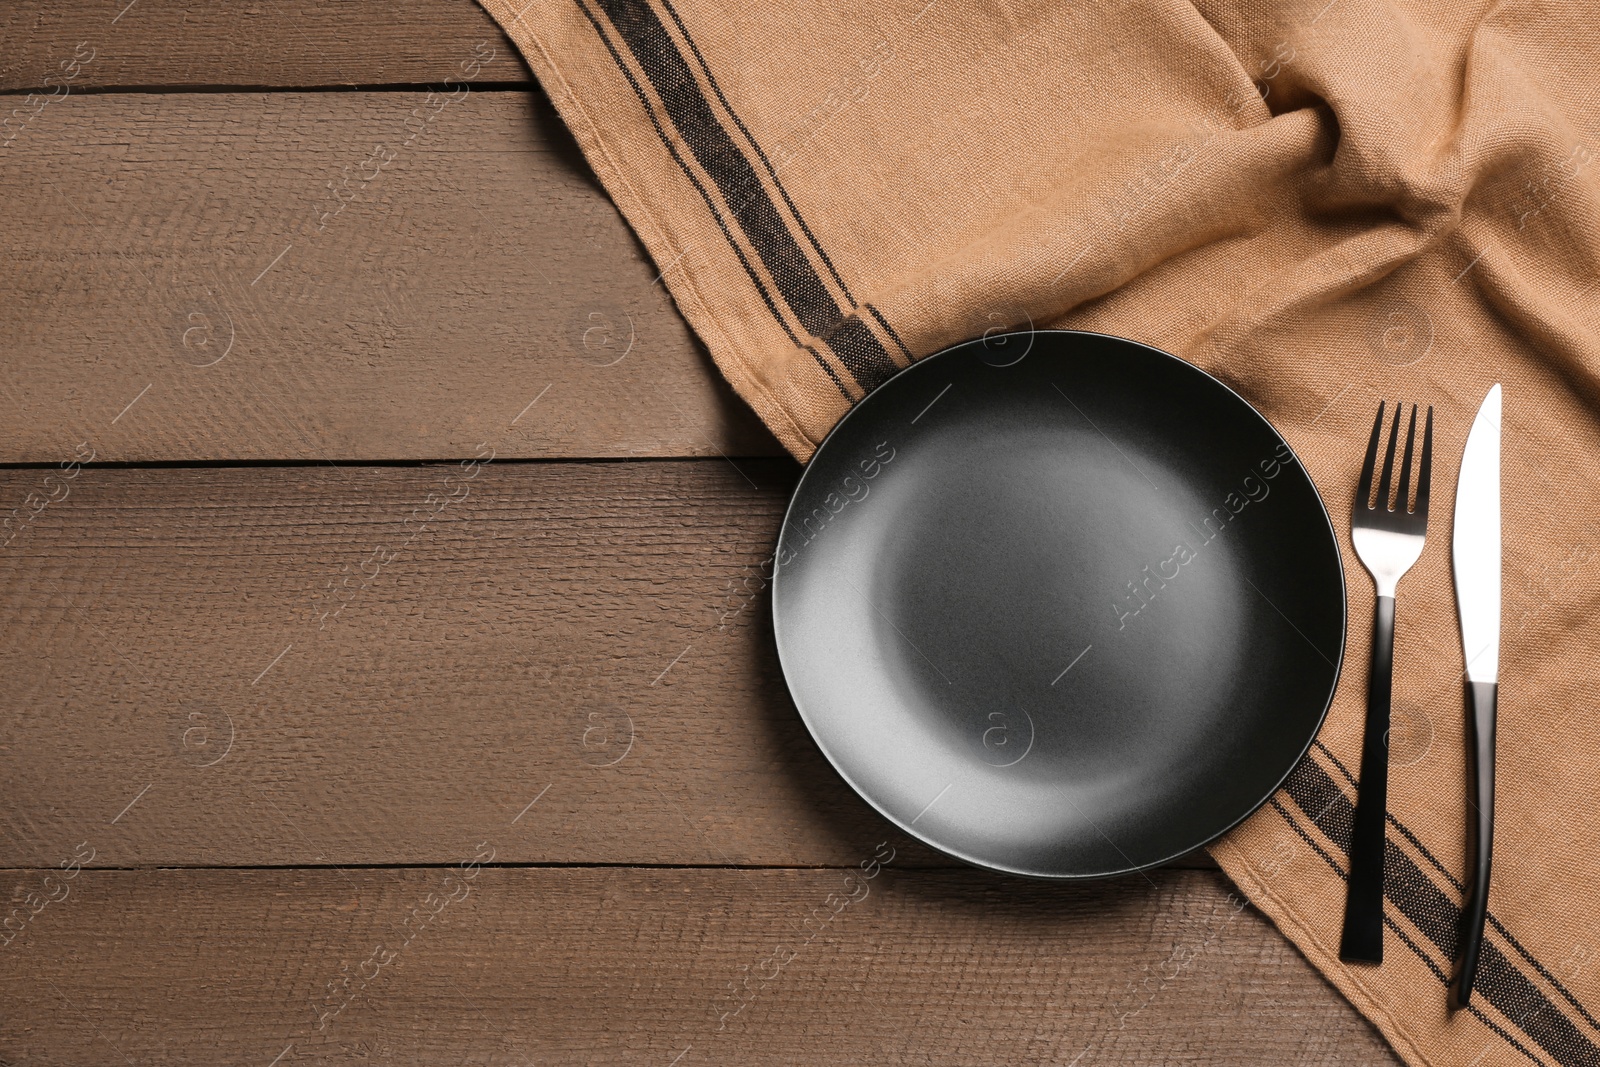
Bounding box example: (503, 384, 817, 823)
(1449, 382, 1501, 1010)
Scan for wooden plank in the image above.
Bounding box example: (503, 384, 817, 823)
(0, 0, 523, 91)
(0, 461, 1220, 871)
(0, 91, 783, 462)
(0, 866, 1396, 1065)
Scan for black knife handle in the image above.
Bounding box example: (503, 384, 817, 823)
(1340, 594, 1396, 964)
(1450, 680, 1498, 1009)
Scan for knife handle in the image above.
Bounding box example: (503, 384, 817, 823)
(1340, 594, 1396, 964)
(1450, 680, 1497, 1009)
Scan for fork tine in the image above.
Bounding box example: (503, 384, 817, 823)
(1356, 402, 1385, 510)
(1376, 402, 1402, 512)
(1415, 405, 1434, 521)
(1396, 405, 1417, 513)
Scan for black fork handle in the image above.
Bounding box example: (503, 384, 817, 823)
(1450, 680, 1497, 1009)
(1340, 594, 1395, 964)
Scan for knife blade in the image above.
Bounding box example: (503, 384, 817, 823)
(1449, 382, 1501, 1010)
(1455, 385, 1501, 684)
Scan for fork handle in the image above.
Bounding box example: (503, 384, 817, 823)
(1340, 594, 1395, 964)
(1450, 680, 1497, 1009)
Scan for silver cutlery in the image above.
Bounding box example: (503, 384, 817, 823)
(1340, 401, 1434, 964)
(1449, 383, 1502, 1008)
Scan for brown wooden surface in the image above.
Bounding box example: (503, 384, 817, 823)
(0, 91, 781, 462)
(0, 0, 522, 91)
(0, 2, 1395, 1062)
(0, 867, 1395, 1066)
(0, 460, 899, 869)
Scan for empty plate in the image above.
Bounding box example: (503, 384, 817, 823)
(772, 330, 1345, 878)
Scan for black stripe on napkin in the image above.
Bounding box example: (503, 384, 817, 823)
(587, 0, 901, 392)
(1269, 794, 1548, 1067)
(571, 0, 853, 397)
(1280, 755, 1600, 1067)
(867, 302, 914, 360)
(822, 314, 903, 391)
(1316, 741, 1600, 1039)
(653, 0, 857, 304)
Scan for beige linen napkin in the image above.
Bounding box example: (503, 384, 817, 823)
(476, 0, 1600, 1062)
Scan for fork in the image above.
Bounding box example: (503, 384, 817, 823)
(1339, 401, 1433, 964)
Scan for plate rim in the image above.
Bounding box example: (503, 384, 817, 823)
(771, 328, 1348, 880)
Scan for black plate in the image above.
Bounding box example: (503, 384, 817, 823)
(771, 330, 1345, 879)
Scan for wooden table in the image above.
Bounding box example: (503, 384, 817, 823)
(0, 4, 1402, 1062)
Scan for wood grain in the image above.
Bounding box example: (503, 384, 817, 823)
(0, 90, 783, 462)
(0, 865, 1396, 1065)
(0, 461, 1219, 872)
(0, 0, 522, 91)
